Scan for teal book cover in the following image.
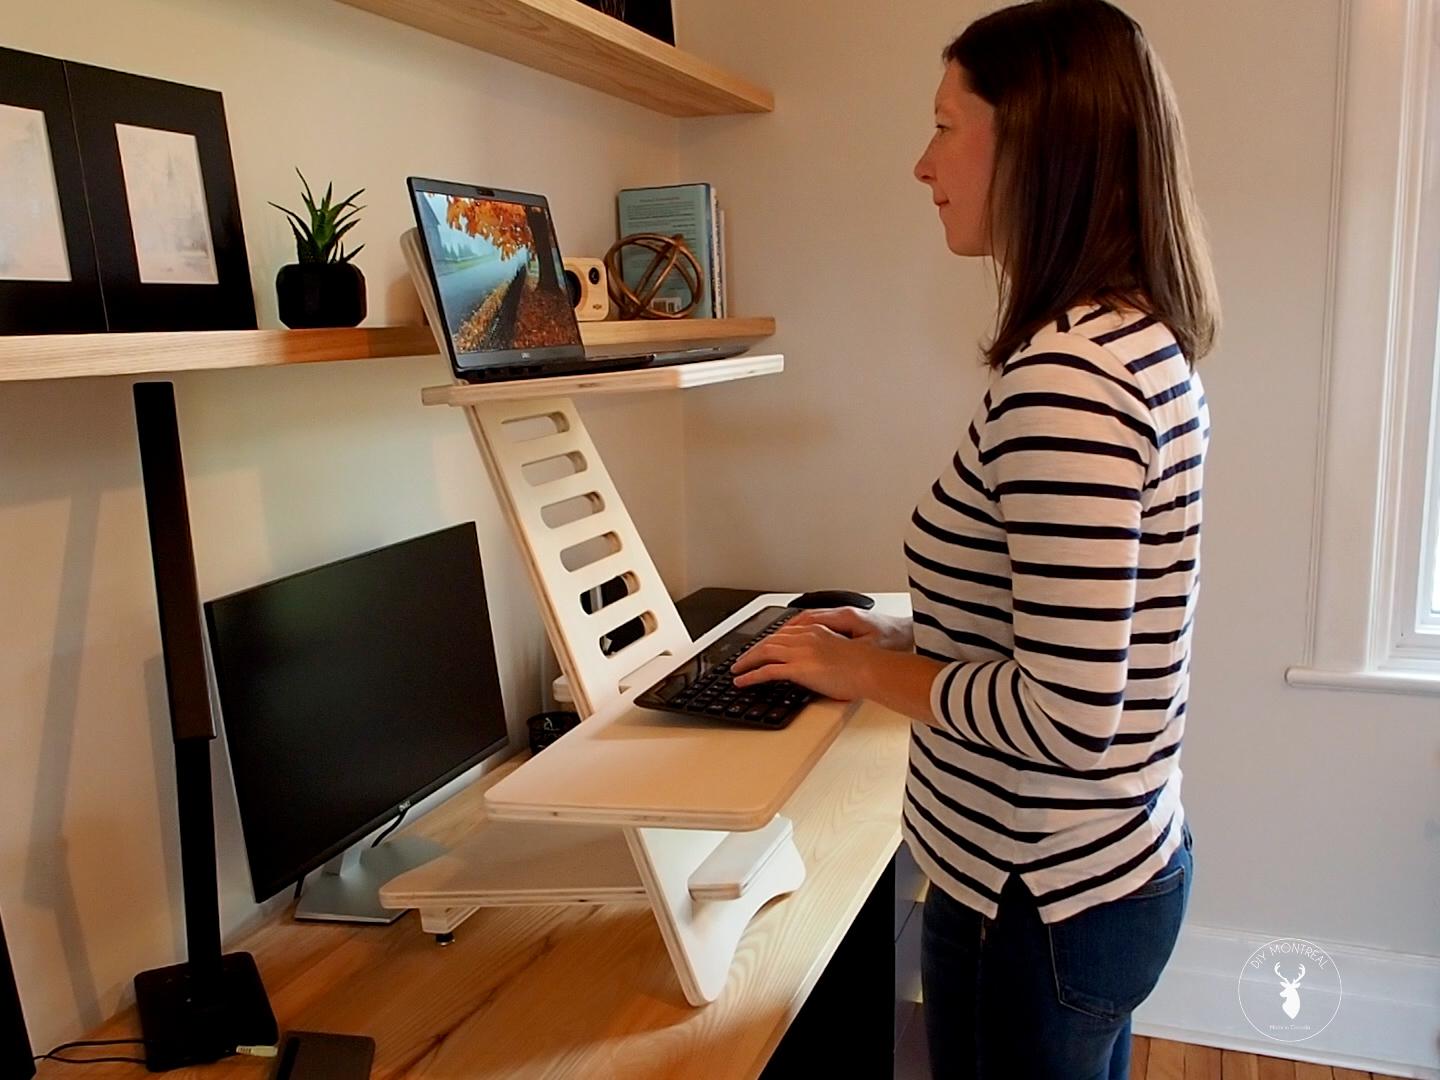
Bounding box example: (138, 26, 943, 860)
(616, 183, 716, 318)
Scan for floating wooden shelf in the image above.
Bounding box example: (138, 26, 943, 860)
(0, 317, 775, 383)
(337, 0, 773, 117)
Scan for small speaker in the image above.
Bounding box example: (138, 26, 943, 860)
(562, 257, 609, 322)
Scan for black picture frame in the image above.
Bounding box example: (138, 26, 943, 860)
(65, 62, 255, 332)
(579, 0, 675, 45)
(0, 46, 106, 335)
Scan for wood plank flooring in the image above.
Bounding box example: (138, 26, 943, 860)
(893, 1008, 1411, 1080)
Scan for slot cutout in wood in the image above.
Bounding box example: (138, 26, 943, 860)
(541, 491, 605, 529)
(522, 451, 587, 486)
(578, 572, 638, 614)
(501, 411, 570, 442)
(600, 610, 657, 659)
(560, 532, 621, 572)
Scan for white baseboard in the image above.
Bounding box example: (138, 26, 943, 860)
(1134, 923, 1440, 1078)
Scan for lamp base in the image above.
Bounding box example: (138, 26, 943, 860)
(134, 953, 277, 1072)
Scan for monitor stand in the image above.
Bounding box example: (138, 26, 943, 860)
(295, 836, 446, 924)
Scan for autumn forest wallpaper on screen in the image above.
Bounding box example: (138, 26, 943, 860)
(417, 193, 578, 355)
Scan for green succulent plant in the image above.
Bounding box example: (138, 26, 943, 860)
(270, 168, 365, 264)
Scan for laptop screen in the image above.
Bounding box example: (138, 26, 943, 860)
(408, 179, 585, 376)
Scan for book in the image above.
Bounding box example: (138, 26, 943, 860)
(716, 207, 728, 318)
(616, 183, 717, 318)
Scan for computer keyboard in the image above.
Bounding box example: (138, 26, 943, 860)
(636, 606, 816, 729)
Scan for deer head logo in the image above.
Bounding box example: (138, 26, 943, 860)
(1275, 962, 1306, 1019)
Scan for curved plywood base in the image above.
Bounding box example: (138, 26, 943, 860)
(627, 819, 805, 1005)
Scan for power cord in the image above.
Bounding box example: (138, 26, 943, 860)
(370, 800, 411, 848)
(35, 1039, 279, 1068)
(34, 1039, 146, 1066)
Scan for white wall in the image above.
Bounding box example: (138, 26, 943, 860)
(1, 0, 686, 1052)
(674, 0, 1439, 1065)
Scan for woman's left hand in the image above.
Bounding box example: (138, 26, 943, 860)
(730, 622, 880, 701)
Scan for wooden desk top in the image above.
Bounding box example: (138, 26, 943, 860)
(35, 700, 911, 1079)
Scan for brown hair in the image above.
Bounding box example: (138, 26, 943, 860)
(945, 0, 1219, 367)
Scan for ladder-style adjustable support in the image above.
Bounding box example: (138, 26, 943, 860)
(383, 230, 802, 1004)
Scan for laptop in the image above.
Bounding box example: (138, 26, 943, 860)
(406, 177, 745, 384)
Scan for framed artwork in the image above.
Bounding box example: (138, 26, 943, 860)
(0, 48, 255, 336)
(65, 62, 255, 332)
(0, 46, 106, 334)
(579, 0, 675, 45)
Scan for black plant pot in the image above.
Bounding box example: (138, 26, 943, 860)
(275, 262, 367, 329)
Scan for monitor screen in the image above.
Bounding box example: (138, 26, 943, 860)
(205, 523, 510, 902)
(408, 179, 583, 376)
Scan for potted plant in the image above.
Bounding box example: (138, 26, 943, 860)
(270, 170, 367, 328)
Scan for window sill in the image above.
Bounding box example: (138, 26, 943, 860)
(1285, 665, 1440, 698)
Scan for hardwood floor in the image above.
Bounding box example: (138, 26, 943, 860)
(1131, 1036, 1406, 1080)
(892, 1005, 1409, 1080)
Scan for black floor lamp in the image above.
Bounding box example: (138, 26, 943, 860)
(1, 908, 35, 1080)
(130, 382, 276, 1070)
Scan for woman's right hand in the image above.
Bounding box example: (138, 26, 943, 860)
(784, 606, 915, 652)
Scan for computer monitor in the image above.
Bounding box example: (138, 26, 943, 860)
(204, 523, 510, 923)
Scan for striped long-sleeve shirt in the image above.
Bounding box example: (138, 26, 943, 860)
(901, 299, 1208, 924)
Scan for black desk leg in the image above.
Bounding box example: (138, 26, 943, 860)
(761, 854, 897, 1079)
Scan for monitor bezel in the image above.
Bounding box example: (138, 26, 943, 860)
(204, 522, 512, 903)
(406, 177, 586, 378)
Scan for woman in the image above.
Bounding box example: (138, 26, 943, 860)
(731, 1, 1217, 1076)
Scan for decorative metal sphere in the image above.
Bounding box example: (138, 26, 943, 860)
(603, 232, 703, 320)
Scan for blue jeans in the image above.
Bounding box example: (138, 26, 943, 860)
(921, 822, 1193, 1079)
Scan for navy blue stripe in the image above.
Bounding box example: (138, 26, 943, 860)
(1142, 489, 1201, 516)
(984, 662, 1025, 756)
(1147, 377, 1191, 408)
(1008, 667, 1067, 766)
(997, 479, 1142, 502)
(1092, 313, 1158, 345)
(1015, 635, 1128, 664)
(915, 611, 1012, 658)
(952, 452, 996, 502)
(912, 508, 1008, 554)
(1127, 654, 1186, 679)
(1137, 557, 1197, 580)
(923, 715, 1183, 780)
(1157, 417, 1200, 447)
(1131, 616, 1194, 645)
(901, 807, 1004, 904)
(913, 725, 1155, 809)
(1006, 519, 1141, 541)
(905, 543, 1011, 591)
(1029, 813, 1178, 907)
(1012, 597, 1134, 622)
(904, 786, 1015, 872)
(908, 576, 1013, 625)
(1013, 810, 1152, 872)
(982, 435, 1148, 469)
(1145, 454, 1203, 490)
(988, 392, 1156, 448)
(1126, 341, 1182, 373)
(1001, 352, 1148, 406)
(1073, 304, 1112, 328)
(932, 478, 1003, 530)
(1011, 560, 1137, 581)
(1141, 523, 1201, 546)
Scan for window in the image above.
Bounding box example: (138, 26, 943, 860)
(1287, 0, 1440, 695)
